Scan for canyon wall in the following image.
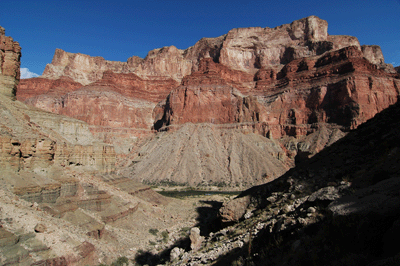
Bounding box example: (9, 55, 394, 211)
(155, 47, 400, 138)
(0, 26, 117, 175)
(42, 48, 143, 85)
(15, 17, 400, 187)
(39, 16, 365, 85)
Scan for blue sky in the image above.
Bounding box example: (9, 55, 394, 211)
(2, 0, 399, 77)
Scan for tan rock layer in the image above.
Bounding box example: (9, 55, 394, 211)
(42, 48, 142, 85)
(0, 26, 21, 99)
(40, 16, 364, 86)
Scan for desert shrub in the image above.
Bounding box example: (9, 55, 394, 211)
(111, 256, 129, 266)
(161, 230, 169, 243)
(149, 228, 159, 236)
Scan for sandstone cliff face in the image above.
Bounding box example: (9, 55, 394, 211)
(154, 58, 263, 130)
(0, 26, 21, 99)
(94, 70, 179, 103)
(0, 94, 116, 174)
(361, 44, 396, 73)
(21, 71, 176, 148)
(41, 16, 361, 86)
(17, 76, 82, 102)
(155, 47, 399, 139)
(18, 69, 182, 151)
(0, 26, 117, 175)
(251, 46, 400, 138)
(219, 16, 337, 73)
(42, 48, 143, 85)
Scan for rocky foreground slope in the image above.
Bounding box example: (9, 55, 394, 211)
(0, 27, 203, 266)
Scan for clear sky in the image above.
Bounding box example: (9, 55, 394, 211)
(2, 0, 400, 77)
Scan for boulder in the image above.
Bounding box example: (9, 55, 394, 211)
(34, 223, 46, 233)
(219, 195, 251, 223)
(189, 227, 204, 251)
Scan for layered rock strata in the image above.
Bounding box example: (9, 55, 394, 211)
(155, 48, 400, 139)
(40, 16, 364, 85)
(0, 94, 116, 174)
(21, 16, 399, 144)
(18, 70, 180, 146)
(17, 17, 400, 189)
(17, 76, 82, 102)
(251, 45, 400, 138)
(0, 26, 21, 99)
(42, 48, 142, 85)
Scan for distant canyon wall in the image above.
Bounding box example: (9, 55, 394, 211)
(41, 16, 394, 86)
(15, 16, 400, 178)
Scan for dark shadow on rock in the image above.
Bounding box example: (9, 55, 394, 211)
(134, 200, 224, 265)
(195, 200, 223, 236)
(212, 208, 400, 266)
(134, 237, 191, 266)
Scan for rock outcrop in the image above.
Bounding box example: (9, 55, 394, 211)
(251, 45, 400, 138)
(219, 16, 358, 74)
(18, 70, 180, 145)
(40, 16, 361, 86)
(361, 44, 396, 73)
(153, 58, 262, 130)
(0, 26, 21, 99)
(42, 48, 142, 85)
(155, 46, 400, 140)
(0, 94, 116, 174)
(17, 76, 82, 102)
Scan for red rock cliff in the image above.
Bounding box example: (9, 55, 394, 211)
(40, 16, 362, 85)
(156, 46, 400, 139)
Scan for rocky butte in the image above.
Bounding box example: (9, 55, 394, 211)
(1, 15, 400, 265)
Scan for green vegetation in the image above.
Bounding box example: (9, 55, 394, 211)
(179, 227, 191, 237)
(161, 230, 169, 243)
(98, 256, 130, 266)
(148, 228, 159, 236)
(111, 257, 129, 266)
(158, 189, 239, 199)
